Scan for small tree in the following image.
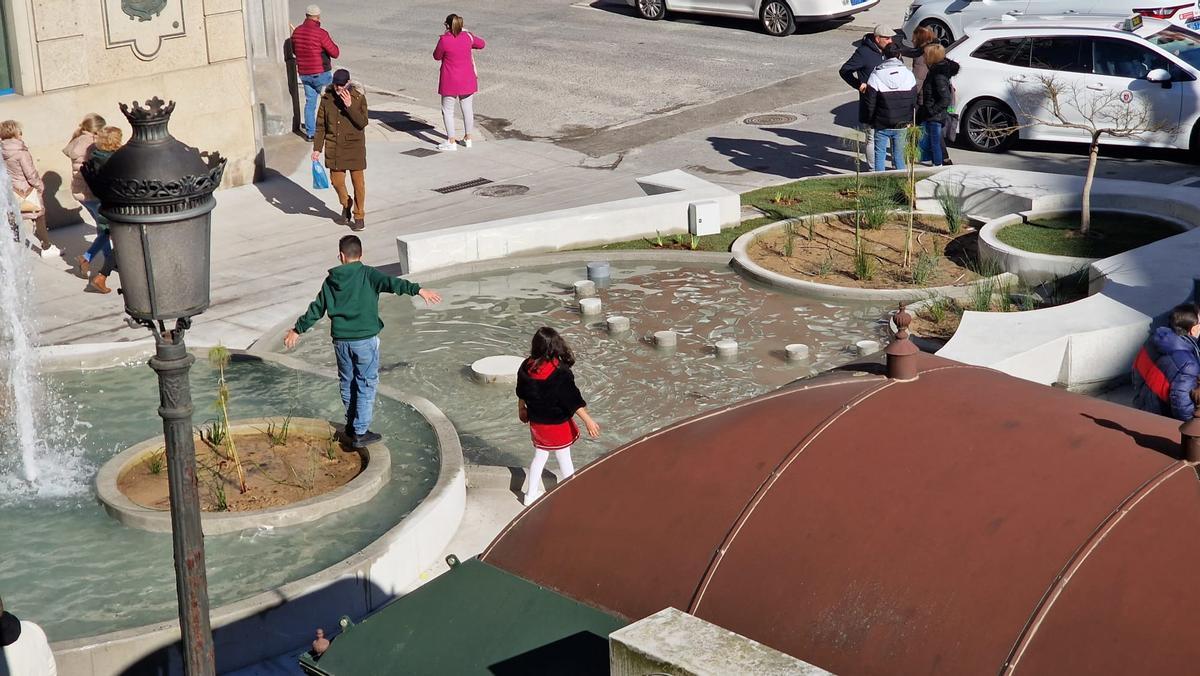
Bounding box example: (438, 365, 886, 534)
(1010, 75, 1176, 235)
(208, 345, 247, 493)
(902, 124, 924, 268)
(840, 130, 866, 257)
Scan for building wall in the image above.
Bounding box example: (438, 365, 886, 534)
(1, 0, 259, 227)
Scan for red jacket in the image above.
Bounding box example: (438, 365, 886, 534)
(291, 18, 339, 76)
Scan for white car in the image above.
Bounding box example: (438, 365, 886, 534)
(949, 16, 1200, 153)
(903, 0, 1200, 45)
(626, 0, 881, 37)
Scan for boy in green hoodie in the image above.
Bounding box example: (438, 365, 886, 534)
(285, 235, 441, 447)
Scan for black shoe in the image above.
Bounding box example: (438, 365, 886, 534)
(351, 218, 365, 232)
(356, 430, 383, 446)
(943, 157, 954, 166)
(341, 198, 353, 224)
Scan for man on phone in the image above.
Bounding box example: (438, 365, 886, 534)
(311, 68, 369, 230)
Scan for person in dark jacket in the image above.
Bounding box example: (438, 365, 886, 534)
(285, 236, 442, 448)
(838, 26, 892, 167)
(516, 327, 601, 506)
(291, 5, 341, 141)
(312, 69, 369, 230)
(863, 42, 917, 172)
(916, 44, 959, 167)
(1131, 303, 1200, 421)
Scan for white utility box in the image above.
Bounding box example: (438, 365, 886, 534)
(689, 200, 721, 236)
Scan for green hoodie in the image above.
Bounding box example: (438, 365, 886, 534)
(294, 262, 421, 340)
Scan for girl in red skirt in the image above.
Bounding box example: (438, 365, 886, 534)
(516, 327, 601, 506)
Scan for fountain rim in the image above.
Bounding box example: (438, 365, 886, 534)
(94, 417, 391, 536)
(46, 346, 466, 667)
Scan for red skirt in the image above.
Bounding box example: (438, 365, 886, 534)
(530, 419, 579, 451)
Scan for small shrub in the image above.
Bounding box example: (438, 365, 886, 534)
(200, 418, 227, 448)
(690, 234, 700, 251)
(782, 222, 796, 258)
(936, 185, 966, 235)
(817, 252, 835, 276)
(675, 233, 688, 247)
(806, 218, 815, 241)
(970, 278, 995, 312)
(144, 448, 166, 475)
(325, 428, 338, 460)
(997, 283, 1014, 312)
(862, 197, 891, 230)
(655, 231, 664, 247)
(266, 413, 293, 447)
(212, 481, 229, 512)
(1018, 293, 1037, 311)
(854, 249, 876, 281)
(968, 257, 1003, 279)
(912, 251, 939, 286)
(926, 296, 950, 324)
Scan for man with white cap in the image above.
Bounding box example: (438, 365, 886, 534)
(839, 25, 895, 168)
(291, 5, 341, 142)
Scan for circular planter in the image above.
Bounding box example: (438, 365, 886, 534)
(978, 208, 1190, 286)
(730, 213, 1016, 302)
(95, 417, 391, 536)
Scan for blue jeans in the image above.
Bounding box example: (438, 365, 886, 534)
(81, 200, 111, 262)
(300, 71, 333, 139)
(922, 120, 944, 166)
(873, 128, 906, 172)
(334, 336, 380, 437)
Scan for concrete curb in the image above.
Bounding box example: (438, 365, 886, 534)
(94, 418, 390, 536)
(50, 348, 466, 676)
(978, 208, 1191, 285)
(729, 213, 1017, 302)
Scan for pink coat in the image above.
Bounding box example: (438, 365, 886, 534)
(433, 31, 485, 97)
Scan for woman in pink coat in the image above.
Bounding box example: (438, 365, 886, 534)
(433, 14, 485, 152)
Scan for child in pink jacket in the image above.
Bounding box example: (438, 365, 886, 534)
(433, 14, 485, 152)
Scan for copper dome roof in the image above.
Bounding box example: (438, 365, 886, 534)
(482, 353, 1200, 675)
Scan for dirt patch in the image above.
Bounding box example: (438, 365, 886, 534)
(119, 427, 364, 513)
(749, 214, 981, 289)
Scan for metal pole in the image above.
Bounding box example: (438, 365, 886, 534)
(148, 330, 216, 675)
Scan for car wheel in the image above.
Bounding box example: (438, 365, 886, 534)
(636, 0, 666, 20)
(1190, 122, 1200, 164)
(963, 99, 1017, 153)
(761, 1, 795, 37)
(919, 19, 953, 46)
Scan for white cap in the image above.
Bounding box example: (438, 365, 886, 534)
(305, 4, 320, 16)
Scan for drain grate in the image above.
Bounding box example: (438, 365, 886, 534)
(433, 177, 492, 194)
(402, 147, 440, 158)
(743, 113, 799, 126)
(474, 184, 529, 198)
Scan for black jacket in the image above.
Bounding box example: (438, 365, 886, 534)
(863, 58, 918, 130)
(917, 59, 960, 124)
(515, 359, 587, 425)
(839, 35, 886, 122)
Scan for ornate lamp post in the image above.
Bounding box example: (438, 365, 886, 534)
(84, 98, 225, 675)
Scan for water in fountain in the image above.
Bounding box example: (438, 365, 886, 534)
(0, 169, 89, 499)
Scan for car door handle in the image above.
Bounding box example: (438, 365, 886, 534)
(1010, 75, 1028, 83)
(1086, 83, 1107, 90)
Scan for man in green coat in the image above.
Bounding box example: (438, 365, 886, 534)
(285, 235, 442, 447)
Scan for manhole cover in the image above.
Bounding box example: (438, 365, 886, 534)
(744, 113, 799, 126)
(474, 184, 529, 198)
(402, 148, 440, 158)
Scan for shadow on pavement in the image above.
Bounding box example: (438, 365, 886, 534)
(254, 168, 341, 220)
(708, 127, 856, 178)
(369, 110, 441, 145)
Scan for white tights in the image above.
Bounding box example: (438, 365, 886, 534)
(527, 445, 575, 495)
(441, 94, 475, 140)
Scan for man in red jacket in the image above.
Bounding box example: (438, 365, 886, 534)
(292, 5, 340, 141)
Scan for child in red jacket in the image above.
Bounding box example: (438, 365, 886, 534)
(516, 327, 600, 506)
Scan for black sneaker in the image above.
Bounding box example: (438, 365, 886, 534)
(351, 218, 365, 232)
(356, 430, 383, 446)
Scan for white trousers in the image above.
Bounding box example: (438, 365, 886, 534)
(527, 445, 575, 494)
(441, 94, 475, 140)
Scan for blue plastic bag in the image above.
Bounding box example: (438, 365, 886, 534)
(312, 161, 330, 190)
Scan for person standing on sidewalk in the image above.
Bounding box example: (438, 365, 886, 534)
(916, 44, 958, 167)
(312, 68, 368, 230)
(434, 14, 486, 152)
(83, 126, 124, 294)
(863, 42, 917, 172)
(284, 235, 442, 449)
(1, 119, 55, 257)
(839, 26, 892, 168)
(292, 5, 340, 142)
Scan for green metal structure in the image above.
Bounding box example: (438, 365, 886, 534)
(299, 557, 627, 675)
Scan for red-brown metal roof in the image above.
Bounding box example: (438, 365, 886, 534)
(483, 353, 1199, 674)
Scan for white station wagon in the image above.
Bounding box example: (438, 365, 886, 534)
(626, 0, 881, 37)
(948, 16, 1200, 154)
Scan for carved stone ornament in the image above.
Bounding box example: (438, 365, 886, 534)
(103, 0, 185, 61)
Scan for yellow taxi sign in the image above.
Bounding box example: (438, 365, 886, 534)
(1122, 14, 1144, 31)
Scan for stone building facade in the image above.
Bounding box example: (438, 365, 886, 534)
(0, 0, 289, 226)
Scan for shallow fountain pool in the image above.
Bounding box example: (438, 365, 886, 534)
(0, 358, 439, 641)
(280, 261, 888, 467)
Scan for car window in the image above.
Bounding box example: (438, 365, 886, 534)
(1092, 38, 1170, 78)
(971, 38, 1030, 66)
(1144, 27, 1200, 70)
(1029, 37, 1090, 73)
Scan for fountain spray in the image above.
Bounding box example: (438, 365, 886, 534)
(0, 166, 40, 483)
